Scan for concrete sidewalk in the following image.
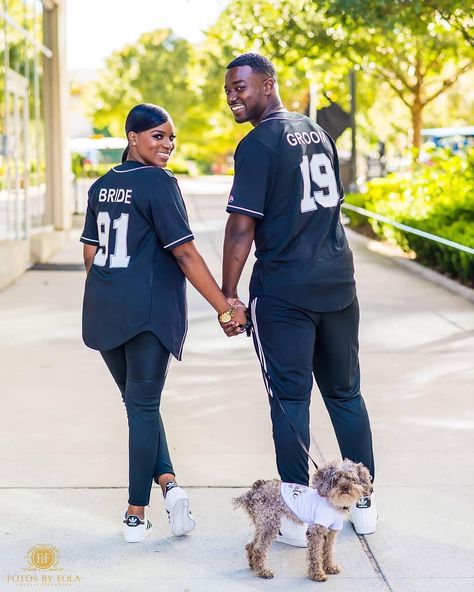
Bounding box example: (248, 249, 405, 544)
(1, 176, 473, 592)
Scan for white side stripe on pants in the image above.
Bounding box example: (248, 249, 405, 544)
(250, 298, 273, 397)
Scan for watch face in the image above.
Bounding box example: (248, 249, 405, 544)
(220, 312, 232, 323)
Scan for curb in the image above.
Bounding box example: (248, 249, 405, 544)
(346, 228, 474, 304)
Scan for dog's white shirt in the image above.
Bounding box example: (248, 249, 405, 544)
(280, 483, 345, 530)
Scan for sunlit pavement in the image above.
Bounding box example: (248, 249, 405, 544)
(0, 176, 473, 591)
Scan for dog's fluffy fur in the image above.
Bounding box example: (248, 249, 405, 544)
(233, 459, 372, 581)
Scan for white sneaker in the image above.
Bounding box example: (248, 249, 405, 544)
(349, 493, 378, 535)
(276, 515, 308, 548)
(122, 513, 153, 543)
(164, 486, 196, 536)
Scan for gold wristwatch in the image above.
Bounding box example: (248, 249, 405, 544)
(218, 306, 235, 323)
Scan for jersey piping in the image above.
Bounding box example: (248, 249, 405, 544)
(111, 165, 155, 173)
(80, 235, 99, 243)
(163, 233, 194, 250)
(226, 204, 264, 217)
(260, 114, 305, 124)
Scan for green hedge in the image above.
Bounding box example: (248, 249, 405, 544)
(345, 150, 474, 286)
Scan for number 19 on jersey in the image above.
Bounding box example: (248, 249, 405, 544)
(300, 153, 340, 213)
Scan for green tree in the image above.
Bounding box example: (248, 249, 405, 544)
(85, 27, 246, 170)
(337, 1, 473, 47)
(199, 1, 356, 162)
(87, 29, 197, 138)
(204, 0, 352, 110)
(211, 0, 473, 151)
(329, 0, 473, 150)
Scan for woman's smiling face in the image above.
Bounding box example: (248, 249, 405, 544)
(131, 119, 176, 167)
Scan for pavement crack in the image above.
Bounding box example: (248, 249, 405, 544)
(357, 534, 393, 591)
(435, 311, 471, 333)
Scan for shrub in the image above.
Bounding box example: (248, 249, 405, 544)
(345, 150, 474, 286)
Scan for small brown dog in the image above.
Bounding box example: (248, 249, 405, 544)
(233, 459, 372, 581)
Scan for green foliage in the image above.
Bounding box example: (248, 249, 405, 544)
(79, 2, 473, 169)
(83, 27, 248, 170)
(326, 0, 473, 149)
(88, 29, 196, 138)
(71, 153, 84, 179)
(345, 151, 474, 285)
(207, 0, 354, 109)
(210, 0, 473, 150)
(332, 1, 473, 46)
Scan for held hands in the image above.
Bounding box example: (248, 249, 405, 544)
(219, 298, 248, 337)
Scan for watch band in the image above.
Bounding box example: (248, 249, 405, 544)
(218, 305, 235, 323)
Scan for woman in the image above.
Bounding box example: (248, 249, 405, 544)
(80, 103, 246, 543)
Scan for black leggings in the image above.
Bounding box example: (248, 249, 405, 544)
(100, 331, 174, 506)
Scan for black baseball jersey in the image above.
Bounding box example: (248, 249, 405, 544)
(227, 112, 356, 312)
(80, 160, 194, 358)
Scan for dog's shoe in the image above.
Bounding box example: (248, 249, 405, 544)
(349, 493, 378, 535)
(164, 486, 196, 536)
(276, 515, 308, 547)
(122, 513, 152, 543)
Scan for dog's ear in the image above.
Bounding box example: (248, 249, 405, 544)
(312, 461, 338, 497)
(355, 462, 373, 496)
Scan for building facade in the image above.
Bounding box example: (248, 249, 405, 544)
(0, 0, 70, 289)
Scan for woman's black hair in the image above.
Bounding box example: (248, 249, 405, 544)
(121, 103, 170, 162)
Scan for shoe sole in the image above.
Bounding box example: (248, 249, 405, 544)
(169, 497, 196, 537)
(351, 525, 377, 535)
(123, 524, 152, 543)
(349, 515, 378, 535)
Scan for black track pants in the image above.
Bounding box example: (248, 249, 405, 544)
(250, 296, 374, 486)
(100, 331, 174, 506)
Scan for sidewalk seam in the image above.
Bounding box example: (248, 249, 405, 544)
(357, 534, 393, 591)
(435, 311, 471, 333)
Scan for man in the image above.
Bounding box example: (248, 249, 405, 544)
(222, 53, 377, 543)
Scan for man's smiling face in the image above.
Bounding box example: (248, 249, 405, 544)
(224, 65, 269, 126)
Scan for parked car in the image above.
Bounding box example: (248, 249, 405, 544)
(421, 126, 474, 158)
(69, 136, 126, 167)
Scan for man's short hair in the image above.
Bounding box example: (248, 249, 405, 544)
(226, 53, 277, 80)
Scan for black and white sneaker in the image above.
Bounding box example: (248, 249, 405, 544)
(122, 513, 153, 543)
(349, 494, 378, 535)
(164, 486, 196, 536)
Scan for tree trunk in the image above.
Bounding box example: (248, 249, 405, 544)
(411, 100, 423, 153)
(411, 46, 424, 154)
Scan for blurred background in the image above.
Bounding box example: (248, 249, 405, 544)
(1, 0, 473, 291)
